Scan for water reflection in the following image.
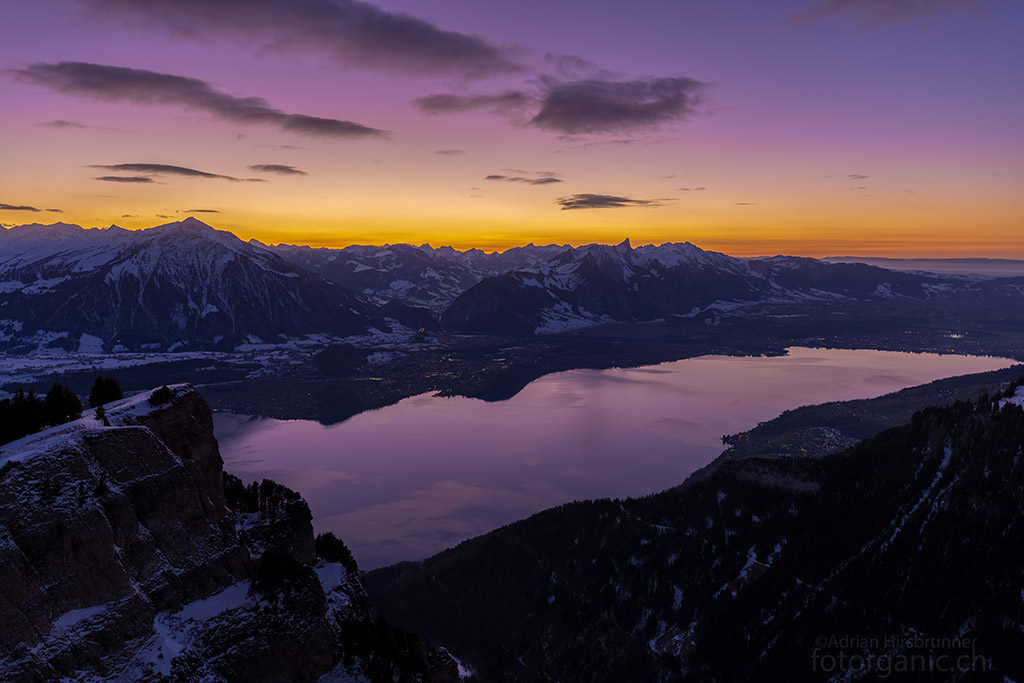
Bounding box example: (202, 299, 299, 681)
(214, 347, 1014, 568)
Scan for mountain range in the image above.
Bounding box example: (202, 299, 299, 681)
(4, 219, 1024, 351)
(0, 219, 380, 352)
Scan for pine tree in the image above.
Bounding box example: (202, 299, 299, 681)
(88, 376, 124, 407)
(44, 383, 83, 424)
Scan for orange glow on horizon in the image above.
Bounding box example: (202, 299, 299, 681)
(10, 214, 1017, 259)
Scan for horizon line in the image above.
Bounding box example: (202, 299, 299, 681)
(2, 218, 1022, 261)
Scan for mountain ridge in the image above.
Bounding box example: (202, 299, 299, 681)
(6, 219, 1024, 349)
(0, 218, 381, 352)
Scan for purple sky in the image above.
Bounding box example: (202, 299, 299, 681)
(1, 0, 1021, 255)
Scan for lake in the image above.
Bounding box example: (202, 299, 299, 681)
(214, 347, 1015, 569)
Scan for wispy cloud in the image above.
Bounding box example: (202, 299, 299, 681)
(556, 193, 662, 210)
(185, 208, 220, 213)
(91, 163, 263, 182)
(248, 163, 307, 176)
(485, 170, 563, 186)
(0, 203, 63, 212)
(95, 175, 155, 183)
(12, 62, 386, 139)
(847, 173, 869, 180)
(793, 0, 983, 26)
(414, 91, 531, 116)
(542, 53, 612, 80)
(74, 0, 521, 79)
(434, 148, 465, 156)
(39, 119, 86, 129)
(679, 186, 707, 192)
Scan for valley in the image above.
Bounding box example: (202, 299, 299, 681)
(4, 219, 1024, 681)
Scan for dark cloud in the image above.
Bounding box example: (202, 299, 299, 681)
(734, 202, 758, 205)
(679, 186, 707, 191)
(0, 203, 61, 212)
(556, 194, 661, 210)
(91, 163, 262, 182)
(532, 77, 706, 135)
(561, 138, 644, 151)
(156, 214, 174, 218)
(12, 62, 386, 139)
(0, 203, 42, 211)
(793, 0, 982, 25)
(121, 214, 138, 218)
(847, 173, 869, 180)
(414, 91, 531, 116)
(248, 164, 307, 176)
(434, 148, 465, 156)
(486, 170, 563, 186)
(75, 0, 520, 78)
(417, 77, 707, 136)
(95, 175, 155, 183)
(40, 119, 86, 129)
(185, 209, 220, 213)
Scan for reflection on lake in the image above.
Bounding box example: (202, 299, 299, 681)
(214, 347, 1014, 568)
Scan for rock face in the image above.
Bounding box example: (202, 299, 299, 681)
(0, 385, 455, 682)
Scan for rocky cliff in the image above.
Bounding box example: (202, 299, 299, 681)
(0, 384, 459, 682)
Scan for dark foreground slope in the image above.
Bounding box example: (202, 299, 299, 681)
(0, 385, 459, 683)
(367, 378, 1024, 682)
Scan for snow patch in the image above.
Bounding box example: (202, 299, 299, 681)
(999, 386, 1024, 409)
(77, 333, 104, 353)
(51, 603, 108, 633)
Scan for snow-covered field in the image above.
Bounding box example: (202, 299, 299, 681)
(0, 324, 437, 397)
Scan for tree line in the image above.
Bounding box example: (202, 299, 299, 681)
(0, 376, 123, 446)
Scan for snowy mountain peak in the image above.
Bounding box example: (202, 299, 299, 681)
(0, 219, 376, 351)
(149, 216, 219, 236)
(142, 217, 252, 251)
(1, 221, 82, 234)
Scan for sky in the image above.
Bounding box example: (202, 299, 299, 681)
(0, 0, 1021, 256)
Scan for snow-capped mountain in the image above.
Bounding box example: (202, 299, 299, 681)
(441, 239, 1018, 335)
(0, 219, 377, 352)
(6, 220, 1022, 348)
(265, 240, 570, 311)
